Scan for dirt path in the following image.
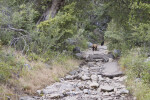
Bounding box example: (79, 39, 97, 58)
(20, 46, 135, 100)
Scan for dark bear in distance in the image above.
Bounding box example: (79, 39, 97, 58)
(101, 41, 104, 46)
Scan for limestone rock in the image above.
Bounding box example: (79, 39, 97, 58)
(49, 93, 64, 99)
(20, 96, 35, 100)
(103, 97, 113, 100)
(91, 75, 98, 82)
(75, 53, 83, 59)
(37, 90, 41, 95)
(98, 75, 105, 81)
(90, 82, 99, 88)
(101, 85, 114, 92)
(65, 75, 74, 80)
(87, 62, 95, 67)
(83, 89, 89, 94)
(81, 75, 90, 80)
(119, 88, 129, 94)
(109, 58, 113, 62)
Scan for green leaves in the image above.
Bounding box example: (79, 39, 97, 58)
(0, 50, 24, 83)
(36, 2, 78, 52)
(104, 0, 150, 51)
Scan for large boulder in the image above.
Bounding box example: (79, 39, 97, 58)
(87, 42, 93, 48)
(20, 96, 35, 100)
(90, 82, 99, 89)
(113, 49, 121, 58)
(86, 54, 109, 62)
(101, 85, 114, 92)
(101, 62, 124, 78)
(105, 52, 115, 59)
(73, 47, 81, 53)
(75, 53, 83, 59)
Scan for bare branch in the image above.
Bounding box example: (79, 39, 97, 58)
(8, 25, 30, 34)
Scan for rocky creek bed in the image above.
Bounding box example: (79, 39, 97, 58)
(20, 46, 135, 100)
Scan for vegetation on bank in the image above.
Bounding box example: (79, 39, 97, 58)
(0, 0, 150, 99)
(103, 1, 150, 100)
(0, 0, 96, 99)
(0, 46, 80, 99)
(119, 50, 150, 100)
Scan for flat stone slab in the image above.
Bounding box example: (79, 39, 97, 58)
(102, 62, 124, 78)
(101, 85, 114, 92)
(81, 46, 109, 59)
(86, 54, 109, 62)
(90, 82, 99, 88)
(97, 45, 107, 50)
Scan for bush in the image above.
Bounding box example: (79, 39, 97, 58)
(120, 50, 150, 100)
(120, 52, 146, 78)
(27, 53, 40, 61)
(0, 51, 24, 83)
(37, 2, 77, 53)
(0, 40, 2, 49)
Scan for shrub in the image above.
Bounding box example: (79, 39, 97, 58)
(37, 2, 77, 53)
(0, 40, 2, 49)
(0, 51, 24, 83)
(120, 50, 150, 100)
(27, 53, 40, 61)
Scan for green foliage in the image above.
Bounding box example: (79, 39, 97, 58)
(120, 51, 146, 79)
(104, 0, 150, 52)
(0, 40, 2, 49)
(67, 29, 88, 50)
(0, 51, 24, 83)
(12, 3, 39, 30)
(27, 53, 40, 61)
(0, 1, 39, 47)
(37, 2, 77, 52)
(120, 50, 150, 100)
(105, 20, 130, 51)
(0, 62, 11, 82)
(120, 49, 150, 84)
(141, 61, 150, 84)
(0, 0, 101, 54)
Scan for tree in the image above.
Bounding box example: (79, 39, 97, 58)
(36, 0, 65, 24)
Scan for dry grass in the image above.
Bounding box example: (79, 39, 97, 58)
(19, 59, 80, 94)
(0, 47, 81, 99)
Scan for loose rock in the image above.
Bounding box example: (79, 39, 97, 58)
(101, 85, 114, 92)
(119, 88, 129, 94)
(81, 75, 90, 80)
(90, 82, 99, 88)
(91, 75, 98, 82)
(48, 93, 64, 99)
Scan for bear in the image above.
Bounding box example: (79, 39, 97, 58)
(101, 41, 104, 46)
(92, 44, 97, 51)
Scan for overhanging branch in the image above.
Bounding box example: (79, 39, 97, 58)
(8, 25, 30, 34)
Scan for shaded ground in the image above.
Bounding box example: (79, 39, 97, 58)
(20, 46, 135, 100)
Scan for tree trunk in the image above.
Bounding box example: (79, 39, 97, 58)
(36, 0, 64, 25)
